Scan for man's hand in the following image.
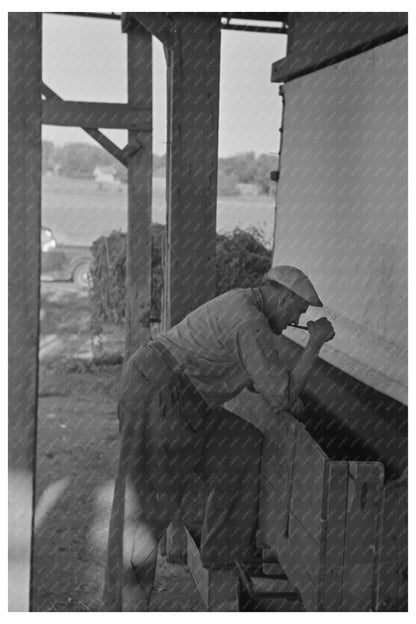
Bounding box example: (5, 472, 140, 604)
(306, 317, 335, 346)
(289, 318, 335, 402)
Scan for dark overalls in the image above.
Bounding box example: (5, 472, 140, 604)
(103, 340, 263, 611)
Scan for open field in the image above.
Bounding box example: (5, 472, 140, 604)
(42, 174, 275, 247)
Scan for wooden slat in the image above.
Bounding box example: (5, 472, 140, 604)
(8, 12, 42, 612)
(185, 529, 239, 611)
(258, 412, 293, 546)
(272, 12, 407, 82)
(375, 476, 408, 611)
(289, 424, 327, 543)
(318, 461, 349, 611)
(163, 14, 220, 329)
(42, 99, 151, 129)
(256, 412, 326, 611)
(341, 462, 385, 611)
(278, 420, 327, 611)
(165, 515, 187, 564)
(282, 511, 321, 610)
(124, 21, 153, 357)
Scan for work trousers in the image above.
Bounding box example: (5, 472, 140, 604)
(103, 341, 263, 611)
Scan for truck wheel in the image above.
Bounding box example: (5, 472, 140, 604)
(73, 263, 91, 288)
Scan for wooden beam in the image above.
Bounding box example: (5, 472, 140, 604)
(122, 12, 173, 48)
(42, 99, 151, 130)
(161, 14, 221, 561)
(42, 83, 129, 166)
(163, 14, 220, 329)
(83, 128, 129, 165)
(8, 12, 42, 612)
(272, 12, 408, 83)
(125, 21, 153, 358)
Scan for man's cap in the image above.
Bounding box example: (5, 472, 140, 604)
(265, 265, 323, 307)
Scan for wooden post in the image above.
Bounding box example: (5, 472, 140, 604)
(163, 14, 220, 329)
(124, 21, 153, 358)
(8, 12, 42, 611)
(162, 14, 221, 563)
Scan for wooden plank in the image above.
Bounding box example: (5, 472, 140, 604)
(42, 99, 151, 129)
(272, 12, 408, 82)
(289, 424, 327, 543)
(8, 12, 42, 611)
(257, 412, 326, 611)
(341, 462, 385, 611)
(124, 21, 152, 358)
(282, 511, 321, 610)
(318, 461, 349, 611)
(375, 475, 407, 611)
(275, 420, 327, 611)
(165, 515, 187, 564)
(163, 14, 220, 329)
(185, 529, 239, 611)
(41, 83, 128, 165)
(258, 412, 294, 547)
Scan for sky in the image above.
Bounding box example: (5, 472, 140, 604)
(41, 13, 287, 157)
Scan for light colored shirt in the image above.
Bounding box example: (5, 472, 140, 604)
(157, 288, 294, 409)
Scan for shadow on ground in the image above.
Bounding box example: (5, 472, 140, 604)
(32, 282, 205, 611)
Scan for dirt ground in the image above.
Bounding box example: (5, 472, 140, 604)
(32, 281, 205, 612)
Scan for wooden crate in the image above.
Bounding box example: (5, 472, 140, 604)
(224, 399, 408, 611)
(226, 338, 407, 611)
(261, 413, 386, 610)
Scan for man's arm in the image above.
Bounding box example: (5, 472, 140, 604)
(224, 316, 334, 410)
(289, 317, 335, 399)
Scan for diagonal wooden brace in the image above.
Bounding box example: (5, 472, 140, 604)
(122, 12, 173, 48)
(41, 82, 128, 166)
(120, 135, 143, 160)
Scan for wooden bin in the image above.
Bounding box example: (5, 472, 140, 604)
(227, 337, 407, 612)
(259, 411, 406, 611)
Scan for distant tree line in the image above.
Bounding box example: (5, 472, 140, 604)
(42, 141, 277, 196)
(218, 151, 277, 196)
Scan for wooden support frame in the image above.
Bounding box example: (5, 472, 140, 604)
(124, 12, 173, 49)
(42, 100, 151, 130)
(42, 36, 154, 360)
(159, 12, 221, 561)
(41, 83, 130, 166)
(124, 20, 153, 358)
(8, 12, 42, 612)
(163, 13, 221, 329)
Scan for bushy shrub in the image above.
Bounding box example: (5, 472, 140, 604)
(89, 224, 164, 333)
(89, 226, 272, 330)
(215, 227, 272, 295)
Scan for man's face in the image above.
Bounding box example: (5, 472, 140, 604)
(267, 291, 309, 334)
